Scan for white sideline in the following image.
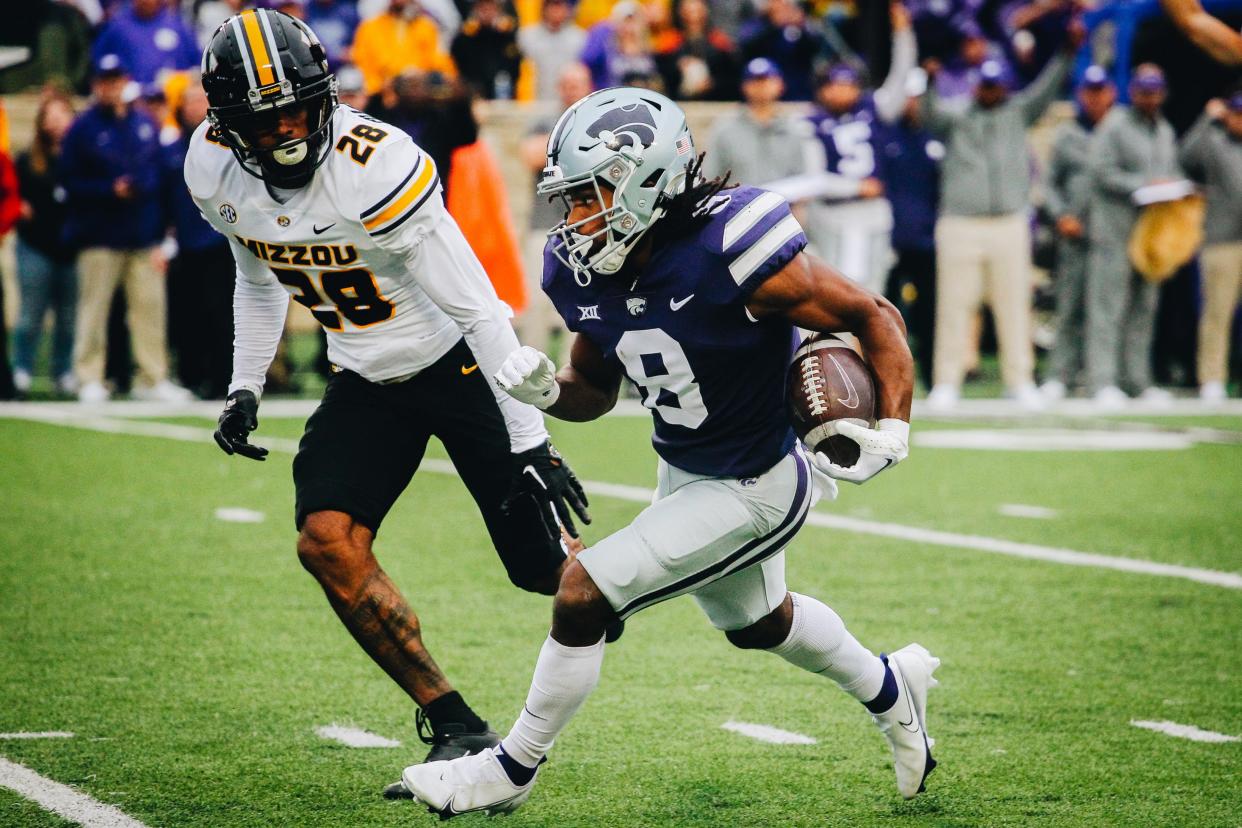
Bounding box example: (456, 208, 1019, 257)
(315, 725, 401, 748)
(998, 504, 1059, 519)
(6, 409, 1242, 591)
(0, 757, 151, 827)
(721, 721, 817, 745)
(1130, 720, 1240, 743)
(214, 507, 266, 524)
(0, 732, 74, 740)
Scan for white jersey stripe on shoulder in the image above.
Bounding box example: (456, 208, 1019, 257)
(230, 16, 258, 88)
(257, 9, 286, 83)
(728, 214, 802, 285)
(721, 191, 784, 251)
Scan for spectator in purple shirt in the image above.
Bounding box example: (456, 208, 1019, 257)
(906, 0, 985, 62)
(738, 0, 832, 102)
(92, 0, 198, 85)
(580, 1, 659, 90)
(305, 0, 361, 66)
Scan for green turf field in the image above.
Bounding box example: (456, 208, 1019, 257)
(2, 409, 1240, 827)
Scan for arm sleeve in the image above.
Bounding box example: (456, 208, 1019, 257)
(226, 238, 289, 397)
(365, 139, 548, 451)
(1089, 120, 1146, 199)
(1017, 51, 1072, 126)
(1178, 113, 1215, 180)
(918, 84, 959, 136)
(874, 28, 917, 124)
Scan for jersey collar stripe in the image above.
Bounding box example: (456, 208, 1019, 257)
(257, 9, 287, 84)
(370, 172, 440, 236)
(241, 9, 276, 88)
(363, 158, 438, 231)
(361, 158, 422, 218)
(229, 15, 259, 88)
(728, 214, 802, 286)
(614, 452, 812, 619)
(721, 190, 784, 251)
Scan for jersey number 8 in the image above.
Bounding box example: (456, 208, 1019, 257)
(272, 267, 395, 330)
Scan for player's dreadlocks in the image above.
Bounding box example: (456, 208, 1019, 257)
(653, 153, 736, 242)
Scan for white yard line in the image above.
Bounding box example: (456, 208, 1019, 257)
(314, 725, 401, 748)
(6, 409, 1242, 591)
(0, 757, 151, 828)
(997, 504, 1059, 519)
(214, 508, 266, 524)
(1130, 720, 1240, 743)
(0, 732, 75, 740)
(721, 721, 817, 745)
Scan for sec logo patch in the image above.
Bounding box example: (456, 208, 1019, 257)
(219, 203, 238, 224)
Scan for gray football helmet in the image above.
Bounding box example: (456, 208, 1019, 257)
(538, 87, 695, 285)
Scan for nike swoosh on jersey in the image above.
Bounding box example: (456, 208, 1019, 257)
(827, 354, 860, 409)
(461, 363, 479, 375)
(313, 223, 336, 234)
(670, 294, 695, 311)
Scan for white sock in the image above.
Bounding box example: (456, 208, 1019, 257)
(767, 592, 885, 703)
(500, 634, 605, 768)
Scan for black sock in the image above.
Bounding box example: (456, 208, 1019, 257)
(496, 745, 542, 786)
(423, 691, 487, 734)
(863, 654, 900, 714)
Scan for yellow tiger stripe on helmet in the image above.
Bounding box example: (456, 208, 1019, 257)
(363, 157, 438, 231)
(241, 9, 276, 87)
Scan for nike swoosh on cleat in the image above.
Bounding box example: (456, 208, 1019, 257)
(669, 294, 695, 311)
(895, 667, 920, 733)
(461, 364, 479, 375)
(313, 223, 336, 234)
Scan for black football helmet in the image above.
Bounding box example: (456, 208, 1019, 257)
(201, 9, 337, 188)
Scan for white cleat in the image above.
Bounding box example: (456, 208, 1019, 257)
(401, 747, 539, 820)
(873, 643, 940, 799)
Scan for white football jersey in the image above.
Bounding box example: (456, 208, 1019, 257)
(184, 105, 546, 450)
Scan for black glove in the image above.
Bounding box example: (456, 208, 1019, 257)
(502, 440, 590, 541)
(214, 390, 268, 461)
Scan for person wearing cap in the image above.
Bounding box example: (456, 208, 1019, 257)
(60, 53, 188, 403)
(349, 0, 456, 96)
(801, 1, 916, 295)
(92, 0, 198, 85)
(919, 18, 1083, 410)
(1084, 63, 1181, 408)
(934, 17, 1013, 101)
(703, 57, 817, 190)
(1179, 92, 1242, 401)
(874, 67, 944, 391)
(518, 0, 587, 102)
(1039, 65, 1116, 401)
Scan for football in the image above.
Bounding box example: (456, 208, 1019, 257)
(787, 333, 877, 466)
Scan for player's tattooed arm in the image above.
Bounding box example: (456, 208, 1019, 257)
(546, 333, 625, 422)
(748, 251, 914, 422)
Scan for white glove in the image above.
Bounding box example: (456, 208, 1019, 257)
(495, 346, 561, 409)
(810, 418, 909, 485)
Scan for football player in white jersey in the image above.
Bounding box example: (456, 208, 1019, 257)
(186, 9, 596, 774)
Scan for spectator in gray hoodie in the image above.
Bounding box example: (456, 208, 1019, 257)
(919, 18, 1083, 410)
(1084, 64, 1181, 408)
(1040, 65, 1116, 401)
(1180, 91, 1242, 401)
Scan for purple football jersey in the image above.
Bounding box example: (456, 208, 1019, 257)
(543, 186, 807, 477)
(807, 95, 880, 179)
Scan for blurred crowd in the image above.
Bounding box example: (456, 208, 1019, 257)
(0, 0, 1238, 408)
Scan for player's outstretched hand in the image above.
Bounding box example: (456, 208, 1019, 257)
(495, 346, 561, 409)
(812, 419, 909, 484)
(214, 390, 269, 461)
(503, 440, 591, 540)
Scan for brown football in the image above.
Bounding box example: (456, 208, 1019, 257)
(787, 333, 877, 466)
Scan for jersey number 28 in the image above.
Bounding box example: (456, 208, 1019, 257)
(272, 267, 394, 330)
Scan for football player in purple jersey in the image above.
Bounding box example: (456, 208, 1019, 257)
(395, 88, 937, 818)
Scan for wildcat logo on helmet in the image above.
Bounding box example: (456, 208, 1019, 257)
(586, 102, 658, 150)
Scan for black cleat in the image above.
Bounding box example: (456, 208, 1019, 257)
(381, 710, 500, 799)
